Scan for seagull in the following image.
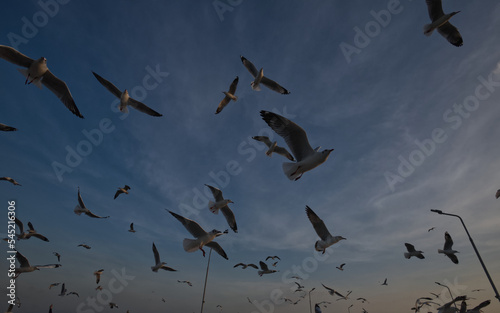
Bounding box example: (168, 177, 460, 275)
(109, 302, 118, 309)
(0, 123, 16, 131)
(168, 210, 228, 259)
(357, 298, 369, 303)
(205, 184, 237, 233)
(233, 263, 258, 269)
(25, 221, 49, 241)
(128, 223, 136, 233)
(258, 261, 278, 276)
(53, 252, 61, 262)
(252, 136, 295, 161)
(92, 71, 162, 117)
(314, 304, 322, 313)
(177, 280, 192, 286)
(495, 189, 500, 199)
(437, 296, 467, 313)
(321, 283, 346, 298)
(272, 261, 278, 267)
(428, 227, 436, 232)
(48, 283, 60, 289)
(14, 251, 61, 278)
(114, 185, 131, 199)
(0, 177, 21, 186)
(151, 242, 177, 272)
(74, 187, 110, 218)
(58, 283, 67, 296)
(294, 282, 304, 291)
(78, 244, 91, 249)
(291, 275, 303, 280)
(240, 56, 290, 94)
(306, 206, 345, 254)
(260, 111, 334, 180)
(423, 0, 463, 47)
(466, 300, 490, 313)
(438, 232, 459, 264)
(0, 45, 83, 118)
(336, 263, 346, 271)
(265, 256, 281, 261)
(94, 269, 104, 284)
(471, 289, 484, 292)
(404, 243, 425, 259)
(215, 76, 238, 114)
(381, 278, 388, 286)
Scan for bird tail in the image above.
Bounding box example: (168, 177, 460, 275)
(119, 102, 129, 113)
(182, 238, 200, 252)
(282, 162, 300, 181)
(437, 249, 445, 254)
(404, 252, 410, 259)
(423, 24, 434, 36)
(208, 201, 219, 214)
(251, 81, 261, 91)
(74, 205, 83, 215)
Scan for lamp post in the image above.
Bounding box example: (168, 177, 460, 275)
(200, 248, 213, 313)
(430, 209, 500, 302)
(308, 287, 316, 313)
(435, 281, 456, 309)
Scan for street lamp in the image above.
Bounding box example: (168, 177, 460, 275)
(435, 281, 456, 310)
(308, 287, 316, 313)
(430, 209, 500, 302)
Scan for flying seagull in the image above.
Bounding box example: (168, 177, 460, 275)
(205, 184, 237, 233)
(428, 227, 436, 232)
(114, 185, 131, 199)
(177, 280, 192, 286)
(128, 223, 136, 233)
(0, 177, 21, 186)
(74, 187, 110, 218)
(424, 0, 463, 47)
(0, 123, 17, 131)
(258, 261, 278, 276)
(265, 256, 281, 261)
(381, 278, 388, 286)
(336, 263, 346, 271)
(53, 252, 61, 262)
(404, 243, 425, 259)
(260, 111, 334, 180)
(48, 283, 60, 289)
(215, 76, 238, 114)
(321, 283, 346, 298)
(25, 221, 49, 241)
(0, 45, 83, 118)
(306, 206, 345, 254)
(14, 251, 61, 278)
(78, 244, 91, 249)
(438, 232, 459, 264)
(58, 283, 67, 296)
(168, 210, 228, 259)
(94, 269, 104, 284)
(252, 136, 295, 161)
(234, 263, 258, 269)
(151, 242, 177, 272)
(240, 56, 290, 94)
(92, 71, 162, 117)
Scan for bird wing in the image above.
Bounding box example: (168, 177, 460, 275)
(425, 0, 444, 22)
(34, 263, 61, 269)
(41, 70, 83, 118)
(27, 222, 35, 231)
(160, 265, 177, 272)
(0, 123, 17, 131)
(228, 76, 238, 94)
(92, 72, 122, 98)
(128, 97, 163, 116)
(85, 210, 109, 218)
(130, 223, 134, 230)
(471, 300, 491, 310)
(16, 251, 30, 267)
(252, 136, 272, 148)
(306, 206, 332, 241)
(114, 190, 121, 199)
(274, 146, 295, 161)
(496, 189, 500, 199)
(220, 205, 237, 233)
(15, 217, 24, 233)
(152, 243, 161, 265)
(240, 56, 259, 78)
(321, 283, 334, 292)
(77, 188, 86, 209)
(124, 185, 131, 190)
(259, 261, 269, 271)
(216, 95, 231, 114)
(31, 233, 49, 242)
(205, 241, 228, 260)
(260, 111, 315, 161)
(405, 243, 416, 252)
(437, 22, 463, 47)
(0, 45, 34, 67)
(205, 184, 224, 202)
(315, 304, 322, 313)
(168, 210, 207, 238)
(443, 232, 454, 250)
(248, 263, 258, 269)
(260, 76, 290, 94)
(233, 263, 244, 268)
(446, 253, 459, 264)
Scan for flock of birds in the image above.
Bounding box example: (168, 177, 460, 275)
(0, 0, 496, 312)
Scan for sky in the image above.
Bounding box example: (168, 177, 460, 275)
(1, 0, 500, 312)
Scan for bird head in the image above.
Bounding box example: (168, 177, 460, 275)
(211, 229, 224, 237)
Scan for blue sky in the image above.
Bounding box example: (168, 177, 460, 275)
(1, 1, 500, 312)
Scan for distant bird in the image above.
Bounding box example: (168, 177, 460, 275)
(151, 242, 177, 272)
(314, 304, 322, 313)
(233, 263, 258, 269)
(58, 283, 66, 296)
(272, 261, 278, 267)
(53, 252, 61, 262)
(114, 185, 131, 199)
(495, 189, 500, 199)
(0, 123, 16, 131)
(252, 136, 295, 161)
(321, 283, 346, 298)
(423, 0, 463, 47)
(428, 227, 436, 232)
(48, 283, 60, 289)
(291, 275, 303, 280)
(168, 210, 228, 259)
(74, 187, 110, 218)
(94, 269, 104, 284)
(381, 278, 388, 286)
(466, 300, 490, 313)
(240, 56, 290, 94)
(205, 184, 237, 233)
(14, 251, 61, 278)
(67, 291, 79, 297)
(471, 289, 484, 292)
(0, 45, 83, 118)
(437, 296, 467, 313)
(177, 280, 192, 286)
(25, 221, 49, 241)
(265, 256, 281, 261)
(109, 302, 118, 309)
(404, 243, 425, 259)
(294, 282, 304, 291)
(258, 261, 278, 276)
(260, 111, 334, 180)
(93, 71, 162, 117)
(128, 223, 136, 233)
(247, 297, 252, 304)
(357, 298, 369, 303)
(215, 76, 238, 114)
(0, 177, 21, 186)
(438, 232, 459, 264)
(77, 244, 91, 249)
(336, 263, 346, 271)
(95, 286, 103, 291)
(306, 206, 345, 254)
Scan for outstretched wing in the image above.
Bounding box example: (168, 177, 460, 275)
(128, 98, 162, 116)
(0, 45, 34, 67)
(205, 241, 228, 260)
(42, 70, 83, 118)
(168, 210, 207, 238)
(306, 206, 332, 241)
(437, 22, 463, 47)
(92, 72, 122, 98)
